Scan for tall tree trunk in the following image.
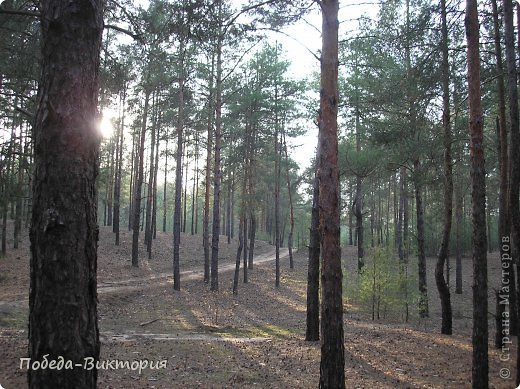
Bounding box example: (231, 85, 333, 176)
(492, 0, 516, 343)
(227, 172, 232, 244)
(455, 178, 463, 294)
(306, 173, 320, 342)
(466, 1, 489, 386)
(106, 136, 114, 226)
(128, 130, 136, 231)
(282, 130, 295, 268)
(151, 119, 160, 244)
(414, 160, 429, 318)
(504, 0, 520, 382)
(113, 89, 125, 246)
(232, 216, 244, 295)
(348, 200, 353, 246)
(210, 34, 223, 291)
(318, 1, 344, 386)
(131, 90, 150, 268)
(173, 64, 185, 291)
(397, 167, 406, 262)
(243, 214, 248, 283)
(145, 93, 156, 251)
(248, 213, 256, 269)
(435, 0, 453, 335)
(183, 144, 189, 233)
(163, 137, 169, 232)
(29, 0, 102, 385)
(13, 135, 23, 249)
(274, 83, 281, 287)
(203, 52, 214, 283)
(191, 132, 198, 236)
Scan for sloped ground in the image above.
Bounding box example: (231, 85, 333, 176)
(0, 225, 517, 388)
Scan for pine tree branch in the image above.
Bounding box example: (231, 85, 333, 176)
(0, 8, 40, 17)
(104, 24, 141, 40)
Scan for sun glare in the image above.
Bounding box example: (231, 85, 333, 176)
(98, 113, 114, 139)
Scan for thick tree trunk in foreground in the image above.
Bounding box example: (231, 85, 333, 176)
(306, 173, 320, 342)
(492, 0, 518, 343)
(318, 1, 344, 387)
(504, 0, 520, 382)
(466, 1, 489, 387)
(29, 0, 102, 386)
(435, 0, 452, 335)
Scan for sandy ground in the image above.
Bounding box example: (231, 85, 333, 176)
(0, 225, 517, 388)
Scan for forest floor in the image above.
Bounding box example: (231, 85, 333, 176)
(0, 224, 517, 388)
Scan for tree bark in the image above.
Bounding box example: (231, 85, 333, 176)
(113, 89, 125, 246)
(232, 216, 244, 295)
(274, 75, 281, 287)
(414, 160, 428, 318)
(455, 180, 463, 294)
(248, 213, 256, 269)
(173, 60, 185, 291)
(29, 0, 102, 386)
(145, 92, 157, 252)
(466, 1, 489, 386)
(210, 33, 223, 291)
(131, 90, 150, 268)
(306, 173, 320, 342)
(435, 0, 452, 335)
(282, 130, 295, 268)
(318, 1, 345, 387)
(504, 0, 520, 381)
(163, 137, 169, 233)
(203, 52, 214, 283)
(151, 123, 160, 241)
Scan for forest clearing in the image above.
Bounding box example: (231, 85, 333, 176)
(0, 225, 516, 388)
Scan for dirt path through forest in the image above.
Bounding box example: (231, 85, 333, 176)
(97, 248, 290, 294)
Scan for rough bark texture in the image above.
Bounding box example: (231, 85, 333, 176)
(466, 1, 489, 387)
(435, 0, 452, 335)
(29, 0, 102, 386)
(306, 173, 320, 342)
(318, 1, 345, 387)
